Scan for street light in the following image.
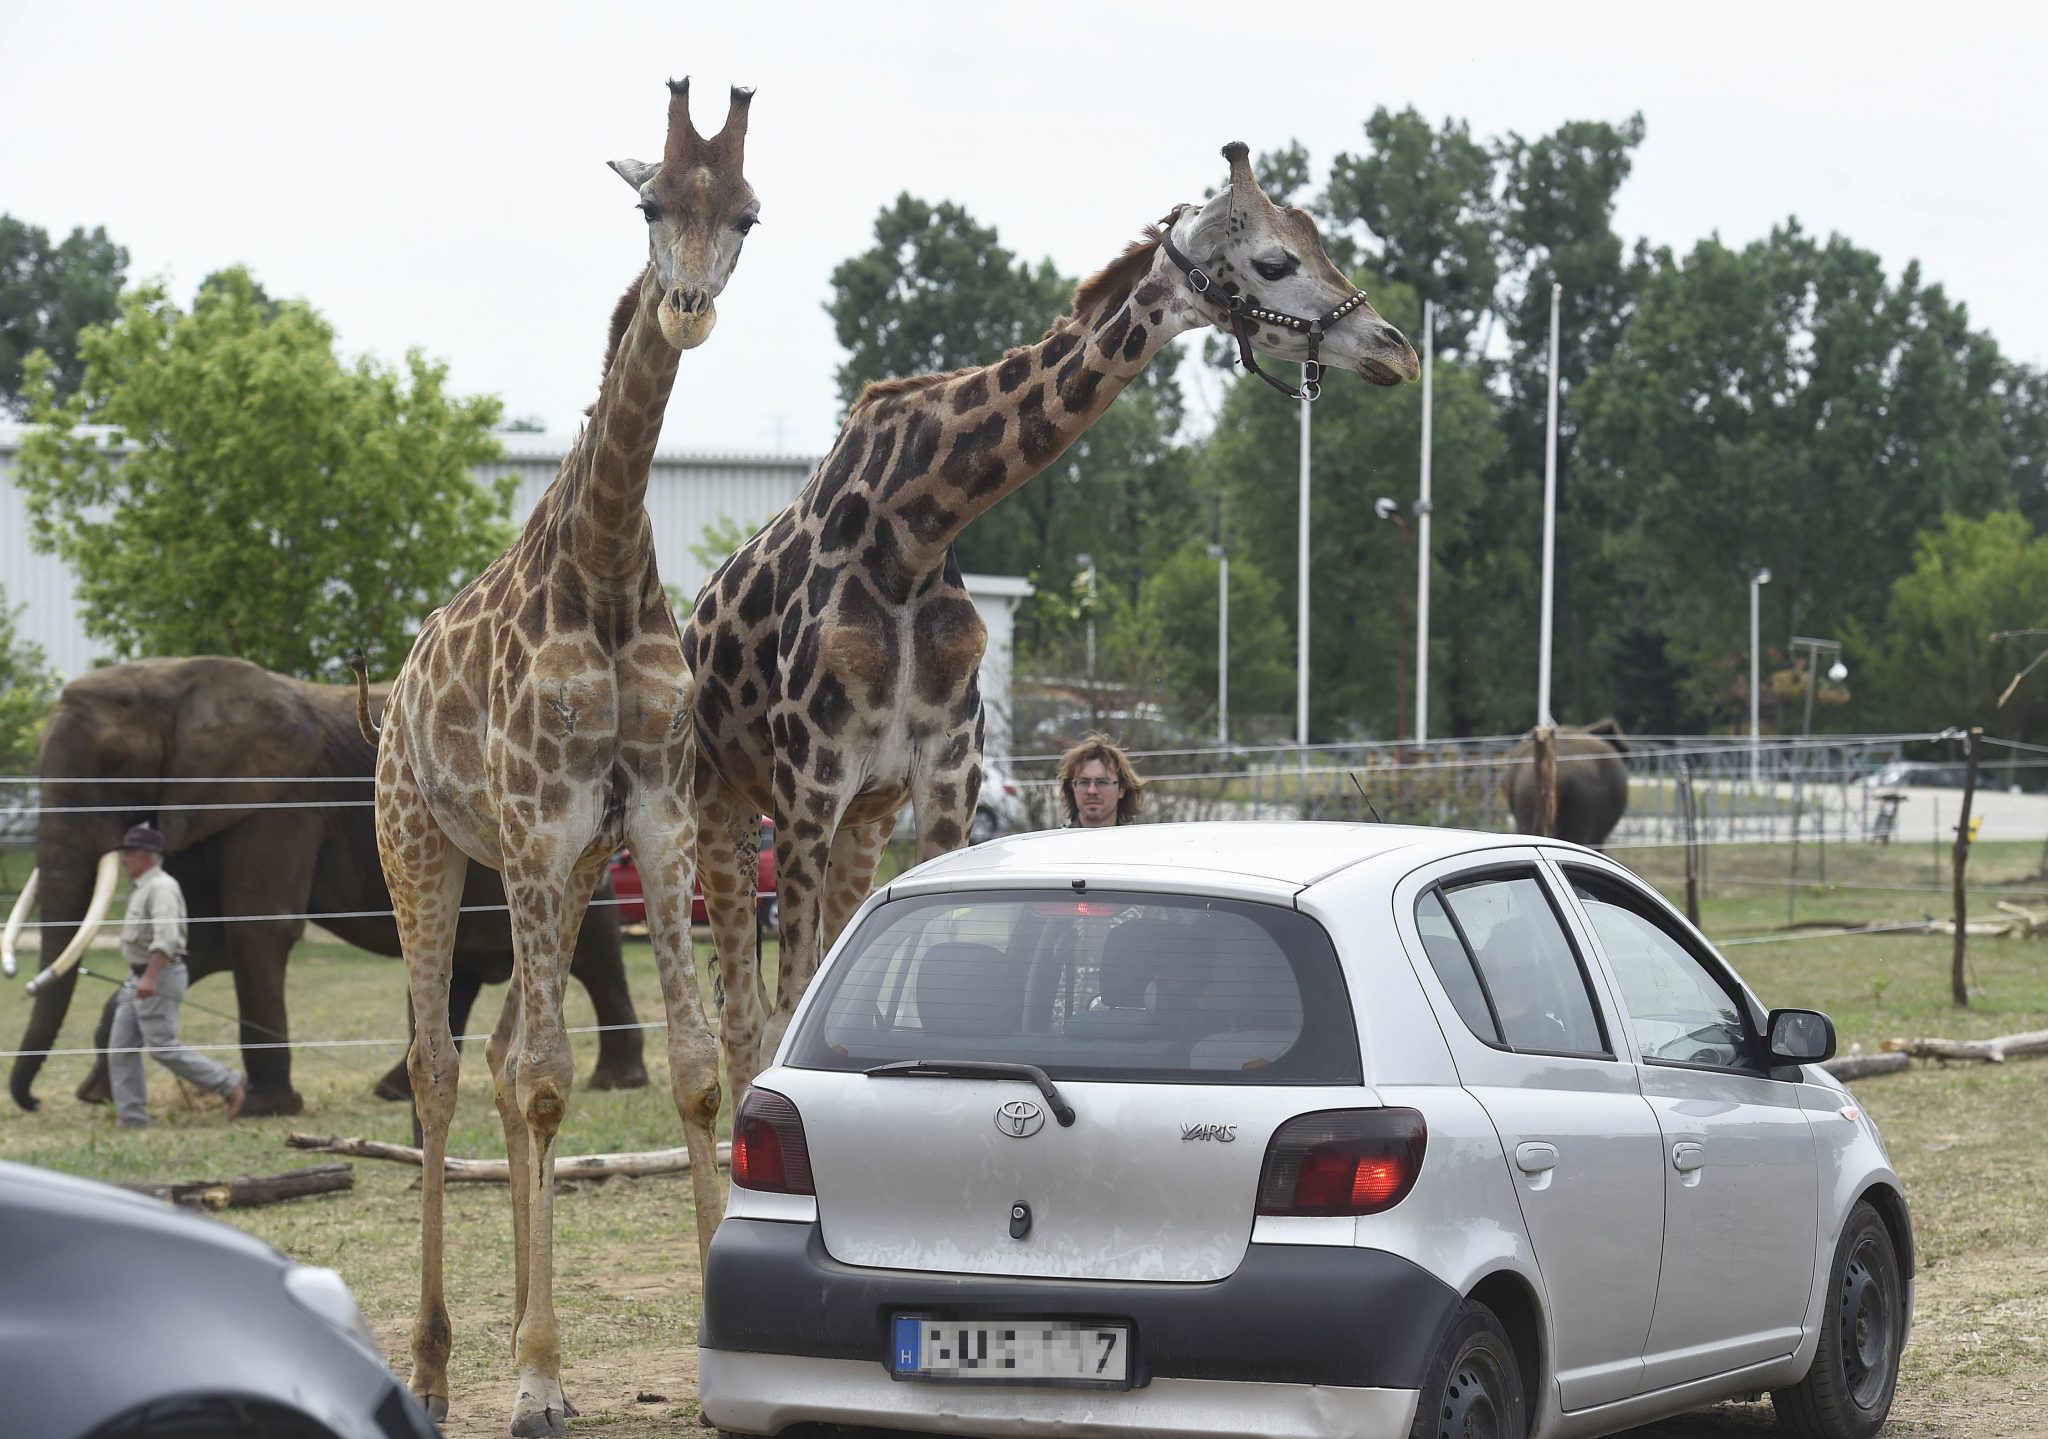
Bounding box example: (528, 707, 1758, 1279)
(1749, 567, 1772, 788)
(1375, 498, 1411, 742)
(1207, 543, 1229, 745)
(1791, 635, 1847, 741)
(1076, 553, 1098, 721)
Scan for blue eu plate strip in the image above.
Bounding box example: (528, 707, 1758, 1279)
(893, 1317, 922, 1373)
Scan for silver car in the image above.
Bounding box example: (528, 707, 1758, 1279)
(699, 824, 1911, 1439)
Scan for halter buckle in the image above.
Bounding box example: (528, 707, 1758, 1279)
(1187, 266, 1211, 295)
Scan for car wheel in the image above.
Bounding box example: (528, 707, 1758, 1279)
(969, 806, 999, 846)
(1772, 1200, 1904, 1439)
(757, 898, 779, 935)
(1407, 1298, 1525, 1439)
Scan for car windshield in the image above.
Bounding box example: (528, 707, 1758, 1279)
(784, 889, 1361, 1084)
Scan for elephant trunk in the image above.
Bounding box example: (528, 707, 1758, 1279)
(10, 849, 121, 1112)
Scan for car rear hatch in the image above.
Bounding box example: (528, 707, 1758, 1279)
(770, 887, 1367, 1283)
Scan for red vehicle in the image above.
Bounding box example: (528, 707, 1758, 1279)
(610, 817, 776, 934)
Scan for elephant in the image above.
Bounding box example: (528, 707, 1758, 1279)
(1504, 719, 1631, 848)
(5, 656, 648, 1116)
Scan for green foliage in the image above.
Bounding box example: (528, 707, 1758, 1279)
(1578, 226, 2021, 724)
(1853, 512, 2048, 739)
(1139, 543, 1293, 726)
(688, 512, 774, 575)
(0, 215, 128, 416)
(825, 195, 1070, 409)
(0, 587, 60, 772)
(15, 267, 513, 682)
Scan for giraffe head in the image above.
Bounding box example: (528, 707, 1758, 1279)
(1173, 142, 1420, 386)
(608, 78, 760, 350)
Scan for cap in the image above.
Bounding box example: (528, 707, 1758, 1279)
(121, 824, 167, 854)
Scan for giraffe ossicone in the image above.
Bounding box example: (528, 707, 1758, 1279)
(685, 139, 1421, 1107)
(359, 78, 757, 1439)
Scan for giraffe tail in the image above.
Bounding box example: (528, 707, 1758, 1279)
(346, 647, 381, 743)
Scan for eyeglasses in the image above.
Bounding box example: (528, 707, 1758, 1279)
(1071, 777, 1121, 791)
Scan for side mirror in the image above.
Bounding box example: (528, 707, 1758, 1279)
(1767, 1008, 1836, 1064)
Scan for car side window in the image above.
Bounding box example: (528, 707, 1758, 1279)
(1426, 872, 1610, 1058)
(1567, 869, 1756, 1071)
(1416, 890, 1500, 1041)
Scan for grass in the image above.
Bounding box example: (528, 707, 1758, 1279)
(5, 840, 2048, 1435)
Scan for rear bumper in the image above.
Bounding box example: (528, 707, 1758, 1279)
(699, 1217, 1456, 1415)
(699, 1349, 1420, 1439)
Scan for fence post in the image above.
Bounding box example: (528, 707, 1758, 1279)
(1678, 757, 1701, 926)
(1533, 726, 1558, 838)
(1951, 727, 1983, 1007)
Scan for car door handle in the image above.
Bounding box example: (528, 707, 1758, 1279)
(1671, 1141, 1707, 1173)
(1514, 1142, 1558, 1174)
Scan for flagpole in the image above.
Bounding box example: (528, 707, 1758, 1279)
(1415, 299, 1434, 743)
(1537, 282, 1560, 728)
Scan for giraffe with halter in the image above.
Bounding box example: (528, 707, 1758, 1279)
(685, 142, 1420, 1103)
(354, 79, 758, 1437)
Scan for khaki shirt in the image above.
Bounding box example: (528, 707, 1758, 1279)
(120, 864, 187, 971)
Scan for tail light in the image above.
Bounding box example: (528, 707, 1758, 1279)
(731, 1088, 815, 1195)
(1256, 1108, 1426, 1216)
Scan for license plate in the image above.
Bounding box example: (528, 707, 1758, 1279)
(890, 1315, 1132, 1387)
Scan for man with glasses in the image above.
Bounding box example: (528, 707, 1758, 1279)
(1057, 733, 1147, 829)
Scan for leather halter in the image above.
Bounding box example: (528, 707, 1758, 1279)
(1158, 213, 1370, 403)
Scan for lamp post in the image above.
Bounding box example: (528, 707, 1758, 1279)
(1749, 567, 1772, 788)
(1077, 552, 1098, 722)
(1787, 635, 1846, 914)
(1375, 498, 1411, 743)
(1207, 543, 1229, 745)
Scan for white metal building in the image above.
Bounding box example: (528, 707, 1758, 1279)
(0, 425, 1031, 755)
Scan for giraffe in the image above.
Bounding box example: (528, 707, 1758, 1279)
(685, 141, 1420, 1104)
(356, 79, 758, 1438)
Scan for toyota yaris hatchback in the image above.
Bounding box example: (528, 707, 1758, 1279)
(699, 824, 1911, 1439)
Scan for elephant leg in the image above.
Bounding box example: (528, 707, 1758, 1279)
(569, 889, 647, 1092)
(74, 987, 121, 1105)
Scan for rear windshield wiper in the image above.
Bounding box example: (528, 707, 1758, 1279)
(864, 1059, 1077, 1128)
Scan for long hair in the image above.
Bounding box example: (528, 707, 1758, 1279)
(1057, 732, 1147, 826)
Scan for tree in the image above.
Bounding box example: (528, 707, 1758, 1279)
(825, 195, 1070, 410)
(1, 216, 128, 416)
(16, 267, 513, 682)
(1854, 512, 2048, 744)
(1577, 226, 2020, 723)
(1139, 542, 1293, 730)
(0, 587, 60, 773)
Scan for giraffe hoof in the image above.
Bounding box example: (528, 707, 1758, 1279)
(420, 1393, 449, 1422)
(510, 1403, 569, 1438)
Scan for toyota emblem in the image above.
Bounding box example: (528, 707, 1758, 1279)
(995, 1099, 1045, 1138)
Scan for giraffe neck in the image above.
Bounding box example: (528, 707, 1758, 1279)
(552, 266, 680, 579)
(864, 239, 1199, 571)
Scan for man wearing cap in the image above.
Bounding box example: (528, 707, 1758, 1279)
(109, 824, 244, 1127)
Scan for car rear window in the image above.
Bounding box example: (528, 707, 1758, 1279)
(784, 889, 1362, 1084)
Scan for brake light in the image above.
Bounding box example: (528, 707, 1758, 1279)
(731, 1088, 815, 1195)
(1029, 900, 1117, 917)
(1256, 1109, 1425, 1216)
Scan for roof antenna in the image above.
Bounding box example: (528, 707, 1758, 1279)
(1348, 771, 1384, 823)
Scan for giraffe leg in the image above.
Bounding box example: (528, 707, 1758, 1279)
(911, 730, 983, 863)
(501, 846, 602, 1439)
(377, 742, 468, 1424)
(699, 771, 769, 1104)
(625, 787, 724, 1267)
(822, 813, 894, 954)
(761, 766, 849, 1066)
(483, 979, 531, 1350)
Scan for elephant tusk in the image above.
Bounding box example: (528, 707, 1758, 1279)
(25, 852, 121, 997)
(2, 868, 36, 979)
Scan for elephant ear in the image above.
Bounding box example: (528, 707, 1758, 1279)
(154, 661, 334, 855)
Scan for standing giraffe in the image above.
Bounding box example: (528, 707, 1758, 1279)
(358, 80, 758, 1438)
(687, 142, 1420, 1103)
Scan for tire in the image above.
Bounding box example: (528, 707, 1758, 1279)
(1407, 1298, 1526, 1439)
(969, 806, 999, 846)
(757, 897, 779, 935)
(1773, 1199, 1905, 1439)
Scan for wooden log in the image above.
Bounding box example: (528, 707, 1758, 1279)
(123, 1162, 355, 1210)
(1821, 1052, 1911, 1081)
(1880, 1028, 2048, 1063)
(1994, 900, 2048, 936)
(287, 1132, 730, 1182)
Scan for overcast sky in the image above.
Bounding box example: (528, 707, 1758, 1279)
(4, 1, 2040, 459)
